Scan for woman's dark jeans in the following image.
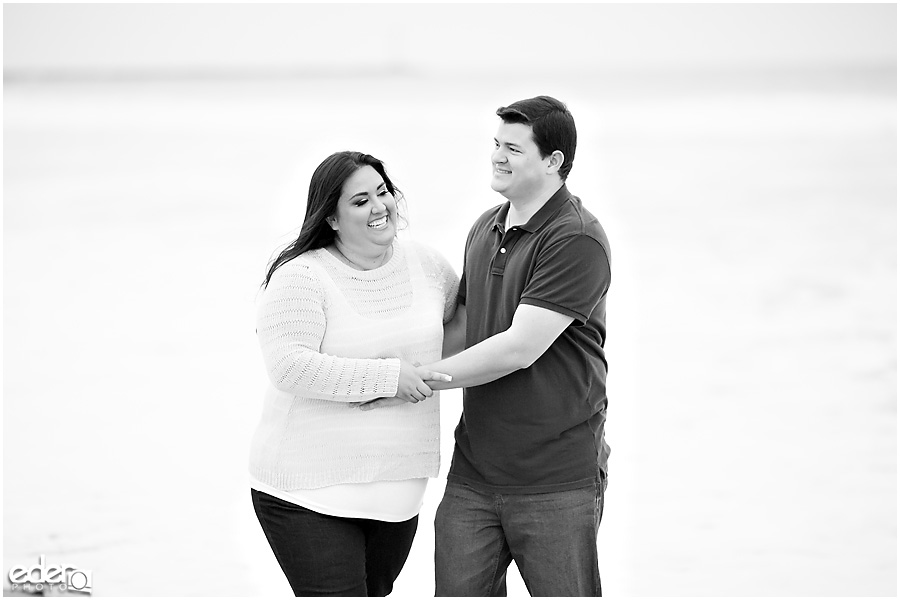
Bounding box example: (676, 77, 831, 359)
(251, 489, 418, 597)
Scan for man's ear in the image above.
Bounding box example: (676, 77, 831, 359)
(546, 150, 565, 175)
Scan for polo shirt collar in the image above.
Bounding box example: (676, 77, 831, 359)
(491, 185, 571, 234)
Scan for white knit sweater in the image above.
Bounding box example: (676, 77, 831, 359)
(249, 240, 458, 490)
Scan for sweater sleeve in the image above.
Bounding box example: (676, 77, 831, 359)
(256, 260, 402, 401)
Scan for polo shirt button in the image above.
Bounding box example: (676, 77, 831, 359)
(500, 248, 506, 253)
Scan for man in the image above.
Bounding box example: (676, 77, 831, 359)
(359, 95, 611, 595)
(433, 95, 612, 596)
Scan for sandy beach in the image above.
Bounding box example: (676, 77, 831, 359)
(3, 68, 895, 596)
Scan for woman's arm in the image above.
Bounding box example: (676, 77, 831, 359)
(258, 263, 439, 402)
(442, 304, 467, 358)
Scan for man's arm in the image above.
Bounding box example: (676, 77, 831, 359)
(353, 304, 570, 410)
(427, 303, 573, 390)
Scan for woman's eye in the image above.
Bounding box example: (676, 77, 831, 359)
(378, 189, 390, 197)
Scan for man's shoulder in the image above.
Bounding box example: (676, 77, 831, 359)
(550, 194, 611, 255)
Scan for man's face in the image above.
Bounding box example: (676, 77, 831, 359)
(490, 121, 549, 201)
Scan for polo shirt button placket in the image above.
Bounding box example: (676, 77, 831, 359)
(491, 226, 519, 274)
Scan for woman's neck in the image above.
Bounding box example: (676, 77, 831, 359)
(332, 239, 393, 271)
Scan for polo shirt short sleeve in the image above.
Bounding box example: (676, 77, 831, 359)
(520, 233, 610, 326)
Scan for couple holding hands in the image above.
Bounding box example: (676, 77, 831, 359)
(249, 95, 612, 597)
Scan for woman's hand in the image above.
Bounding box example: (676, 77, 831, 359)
(396, 361, 451, 403)
(350, 363, 451, 411)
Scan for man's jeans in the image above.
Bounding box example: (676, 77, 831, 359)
(434, 479, 604, 597)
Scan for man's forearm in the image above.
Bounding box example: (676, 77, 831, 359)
(427, 329, 530, 389)
(427, 304, 574, 391)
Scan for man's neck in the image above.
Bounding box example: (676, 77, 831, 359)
(506, 182, 564, 227)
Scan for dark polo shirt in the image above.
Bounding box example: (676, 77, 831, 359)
(449, 184, 612, 494)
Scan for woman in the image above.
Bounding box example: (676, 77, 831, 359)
(249, 151, 459, 596)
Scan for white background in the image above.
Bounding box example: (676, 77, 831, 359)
(3, 3, 896, 597)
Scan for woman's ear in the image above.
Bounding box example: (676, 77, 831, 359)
(326, 216, 338, 231)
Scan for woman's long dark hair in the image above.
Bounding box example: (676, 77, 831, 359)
(262, 151, 399, 289)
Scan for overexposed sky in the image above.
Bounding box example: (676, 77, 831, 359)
(3, 3, 896, 75)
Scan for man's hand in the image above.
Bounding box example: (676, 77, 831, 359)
(350, 397, 408, 411)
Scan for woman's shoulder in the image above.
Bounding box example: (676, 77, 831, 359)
(398, 238, 458, 286)
(265, 250, 329, 291)
(398, 238, 449, 265)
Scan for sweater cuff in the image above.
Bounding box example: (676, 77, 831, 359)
(381, 358, 402, 397)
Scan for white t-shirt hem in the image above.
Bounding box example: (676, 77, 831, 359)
(249, 475, 426, 522)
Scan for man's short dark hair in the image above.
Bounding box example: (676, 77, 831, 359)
(496, 96, 577, 180)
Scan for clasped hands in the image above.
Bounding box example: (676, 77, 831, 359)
(349, 360, 450, 411)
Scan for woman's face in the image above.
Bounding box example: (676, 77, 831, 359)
(330, 165, 397, 251)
